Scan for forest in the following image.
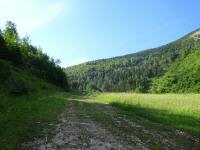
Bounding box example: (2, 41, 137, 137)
(66, 29, 200, 93)
(0, 21, 68, 95)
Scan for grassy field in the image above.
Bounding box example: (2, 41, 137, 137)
(0, 90, 68, 150)
(1, 92, 200, 149)
(94, 93, 200, 135)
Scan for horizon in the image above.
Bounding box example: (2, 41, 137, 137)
(0, 0, 200, 67)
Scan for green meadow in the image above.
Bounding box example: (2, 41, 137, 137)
(94, 93, 200, 134)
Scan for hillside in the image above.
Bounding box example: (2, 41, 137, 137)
(0, 21, 69, 149)
(152, 46, 200, 93)
(65, 28, 200, 93)
(0, 21, 68, 95)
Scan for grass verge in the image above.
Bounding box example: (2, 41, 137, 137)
(0, 90, 67, 149)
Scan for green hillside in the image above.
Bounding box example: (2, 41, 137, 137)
(152, 46, 200, 93)
(0, 21, 68, 95)
(0, 63, 67, 149)
(0, 21, 69, 149)
(65, 28, 200, 93)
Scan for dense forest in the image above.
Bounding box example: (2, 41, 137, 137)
(2, 21, 200, 94)
(153, 45, 200, 93)
(0, 21, 68, 95)
(65, 28, 200, 93)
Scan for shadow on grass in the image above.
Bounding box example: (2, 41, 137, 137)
(110, 102, 200, 135)
(67, 99, 200, 149)
(65, 94, 200, 135)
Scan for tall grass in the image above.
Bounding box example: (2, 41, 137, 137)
(95, 93, 200, 134)
(0, 90, 67, 149)
(0, 59, 69, 149)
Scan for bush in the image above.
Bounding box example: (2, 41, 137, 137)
(0, 60, 30, 95)
(86, 83, 102, 92)
(9, 77, 29, 95)
(0, 60, 11, 79)
(135, 86, 146, 93)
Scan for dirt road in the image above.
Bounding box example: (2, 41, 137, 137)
(22, 99, 199, 150)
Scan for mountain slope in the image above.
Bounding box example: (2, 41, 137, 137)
(0, 22, 69, 149)
(65, 28, 200, 92)
(152, 46, 200, 93)
(0, 21, 68, 94)
(0, 61, 67, 149)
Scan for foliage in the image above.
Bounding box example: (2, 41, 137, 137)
(152, 47, 200, 93)
(0, 21, 68, 90)
(86, 82, 102, 92)
(65, 29, 200, 93)
(0, 21, 69, 149)
(135, 86, 146, 93)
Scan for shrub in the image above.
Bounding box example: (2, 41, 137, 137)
(0, 60, 11, 79)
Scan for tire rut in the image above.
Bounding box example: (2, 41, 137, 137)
(22, 100, 135, 150)
(93, 104, 199, 150)
(22, 99, 199, 150)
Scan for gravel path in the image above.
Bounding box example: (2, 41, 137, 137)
(22, 99, 200, 150)
(45, 101, 131, 150)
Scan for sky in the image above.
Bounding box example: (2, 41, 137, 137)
(0, 0, 200, 67)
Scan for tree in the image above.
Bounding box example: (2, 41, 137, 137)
(3, 21, 19, 43)
(0, 29, 5, 50)
(0, 21, 69, 90)
(86, 82, 101, 92)
(1, 21, 22, 65)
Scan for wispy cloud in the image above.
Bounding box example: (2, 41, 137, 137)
(0, 0, 66, 35)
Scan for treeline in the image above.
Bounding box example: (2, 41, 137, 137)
(0, 21, 68, 89)
(66, 29, 200, 93)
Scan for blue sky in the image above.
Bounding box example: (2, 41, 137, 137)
(0, 0, 200, 67)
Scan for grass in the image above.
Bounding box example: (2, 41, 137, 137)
(0, 90, 68, 150)
(0, 60, 69, 149)
(67, 94, 200, 148)
(94, 93, 200, 135)
(1, 88, 200, 149)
